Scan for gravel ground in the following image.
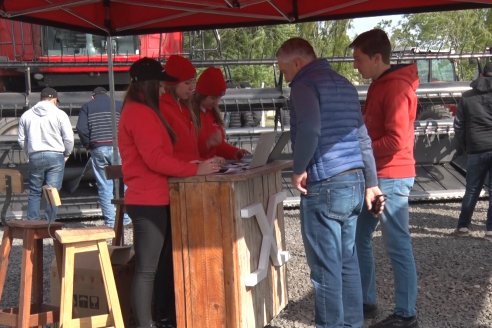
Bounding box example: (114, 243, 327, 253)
(0, 200, 491, 328)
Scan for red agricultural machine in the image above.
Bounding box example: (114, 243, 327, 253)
(0, 19, 183, 92)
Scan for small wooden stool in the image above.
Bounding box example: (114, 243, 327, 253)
(55, 227, 124, 328)
(0, 220, 64, 328)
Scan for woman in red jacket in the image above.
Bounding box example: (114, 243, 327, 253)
(118, 57, 219, 328)
(191, 67, 249, 160)
(159, 55, 201, 161)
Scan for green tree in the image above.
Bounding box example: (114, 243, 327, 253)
(183, 20, 354, 88)
(296, 21, 356, 81)
(391, 9, 492, 80)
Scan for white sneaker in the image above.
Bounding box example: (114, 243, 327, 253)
(485, 231, 492, 240)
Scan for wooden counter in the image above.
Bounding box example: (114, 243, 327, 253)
(169, 160, 291, 328)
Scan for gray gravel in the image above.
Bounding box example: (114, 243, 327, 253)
(1, 200, 491, 328)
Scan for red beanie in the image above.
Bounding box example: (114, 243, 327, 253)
(196, 67, 227, 96)
(164, 55, 196, 82)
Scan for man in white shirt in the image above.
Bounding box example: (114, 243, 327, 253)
(18, 87, 74, 220)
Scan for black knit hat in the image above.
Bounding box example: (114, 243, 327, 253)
(40, 87, 57, 100)
(130, 57, 177, 82)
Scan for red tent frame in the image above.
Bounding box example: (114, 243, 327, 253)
(1, 1, 491, 36)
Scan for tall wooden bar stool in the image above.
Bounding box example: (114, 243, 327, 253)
(55, 227, 124, 328)
(0, 169, 64, 328)
(104, 165, 125, 246)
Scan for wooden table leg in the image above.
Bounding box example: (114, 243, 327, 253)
(18, 229, 35, 328)
(0, 228, 12, 301)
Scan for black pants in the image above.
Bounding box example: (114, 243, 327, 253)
(126, 205, 175, 328)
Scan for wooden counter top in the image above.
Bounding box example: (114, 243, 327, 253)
(169, 160, 292, 183)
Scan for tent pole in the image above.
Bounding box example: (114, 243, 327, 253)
(107, 35, 121, 198)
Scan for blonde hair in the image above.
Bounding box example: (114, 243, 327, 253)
(163, 83, 199, 131)
(190, 92, 224, 130)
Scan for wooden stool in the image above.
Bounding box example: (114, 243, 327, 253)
(55, 227, 124, 328)
(0, 220, 64, 328)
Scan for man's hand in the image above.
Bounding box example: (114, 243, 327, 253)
(365, 186, 385, 216)
(292, 172, 308, 195)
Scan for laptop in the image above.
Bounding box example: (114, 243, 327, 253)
(242, 131, 277, 168)
(267, 130, 291, 163)
(220, 131, 277, 172)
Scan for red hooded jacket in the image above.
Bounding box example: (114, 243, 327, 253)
(159, 93, 200, 161)
(363, 64, 419, 178)
(197, 108, 243, 160)
(118, 101, 197, 205)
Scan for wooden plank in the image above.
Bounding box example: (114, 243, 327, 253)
(411, 181, 425, 192)
(422, 164, 466, 190)
(201, 182, 226, 327)
(55, 228, 114, 244)
(218, 183, 239, 328)
(170, 182, 187, 328)
(415, 165, 444, 191)
(443, 163, 467, 185)
(239, 176, 263, 327)
(184, 182, 210, 328)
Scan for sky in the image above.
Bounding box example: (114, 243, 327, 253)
(348, 14, 403, 38)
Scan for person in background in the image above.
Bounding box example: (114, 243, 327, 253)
(453, 62, 492, 239)
(276, 37, 383, 328)
(76, 86, 131, 228)
(350, 29, 419, 328)
(18, 87, 74, 220)
(160, 55, 201, 161)
(118, 57, 219, 328)
(191, 66, 249, 160)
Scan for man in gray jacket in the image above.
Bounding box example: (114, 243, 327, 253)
(454, 62, 492, 238)
(18, 87, 74, 220)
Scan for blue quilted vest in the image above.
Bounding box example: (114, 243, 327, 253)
(290, 59, 364, 183)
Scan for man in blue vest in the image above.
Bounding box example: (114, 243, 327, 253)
(276, 37, 383, 328)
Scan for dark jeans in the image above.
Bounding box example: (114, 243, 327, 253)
(126, 205, 175, 328)
(457, 151, 492, 231)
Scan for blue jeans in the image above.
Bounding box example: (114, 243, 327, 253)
(27, 151, 65, 220)
(356, 178, 417, 317)
(300, 169, 364, 328)
(457, 151, 492, 231)
(91, 146, 130, 227)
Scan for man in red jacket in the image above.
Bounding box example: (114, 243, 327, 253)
(350, 29, 419, 328)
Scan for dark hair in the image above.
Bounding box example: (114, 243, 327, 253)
(191, 92, 224, 130)
(123, 80, 176, 143)
(349, 29, 391, 64)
